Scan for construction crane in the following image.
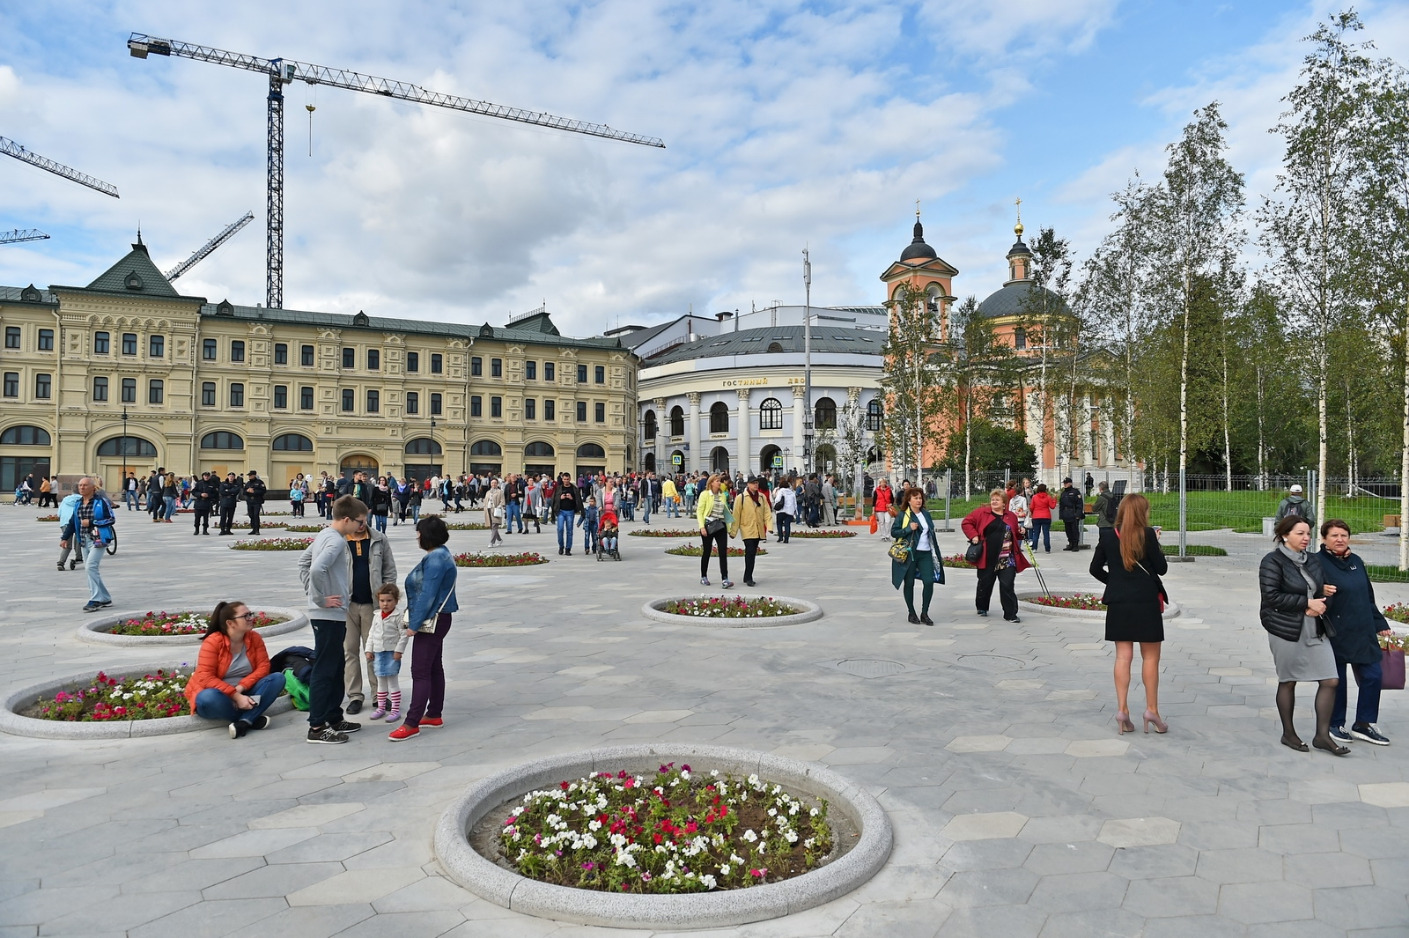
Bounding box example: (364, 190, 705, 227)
(0, 229, 51, 245)
(0, 136, 120, 198)
(164, 211, 255, 281)
(128, 33, 665, 311)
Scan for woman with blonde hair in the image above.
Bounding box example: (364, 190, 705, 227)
(1090, 493, 1169, 734)
(695, 472, 734, 588)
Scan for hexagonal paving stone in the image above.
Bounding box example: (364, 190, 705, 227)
(1098, 816, 1181, 848)
(941, 811, 1029, 841)
(945, 735, 1013, 753)
(1066, 739, 1130, 758)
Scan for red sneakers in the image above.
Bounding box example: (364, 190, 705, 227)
(388, 725, 419, 741)
(419, 717, 444, 728)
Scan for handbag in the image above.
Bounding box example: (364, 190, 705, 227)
(704, 518, 726, 538)
(1383, 647, 1406, 691)
(888, 537, 911, 563)
(933, 553, 946, 584)
(404, 584, 454, 635)
(964, 541, 983, 565)
(1134, 560, 1169, 612)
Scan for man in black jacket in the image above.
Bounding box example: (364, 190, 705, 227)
(1058, 477, 1085, 551)
(217, 473, 241, 534)
(191, 471, 219, 535)
(244, 470, 267, 534)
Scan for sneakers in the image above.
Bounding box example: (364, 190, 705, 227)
(82, 603, 102, 613)
(700, 577, 710, 586)
(384, 710, 401, 723)
(1351, 723, 1391, 746)
(331, 720, 361, 734)
(369, 706, 387, 721)
(307, 725, 349, 744)
(229, 720, 250, 739)
(419, 716, 443, 728)
(1329, 725, 1355, 746)
(251, 715, 270, 730)
(388, 725, 420, 741)
(722, 579, 734, 589)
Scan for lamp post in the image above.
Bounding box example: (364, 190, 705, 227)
(430, 416, 438, 476)
(802, 248, 813, 475)
(120, 406, 129, 480)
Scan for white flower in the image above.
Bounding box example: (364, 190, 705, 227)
(731, 853, 744, 864)
(617, 852, 637, 868)
(768, 808, 777, 817)
(588, 819, 602, 832)
(742, 829, 757, 842)
(610, 833, 627, 847)
(720, 864, 731, 876)
(701, 874, 717, 890)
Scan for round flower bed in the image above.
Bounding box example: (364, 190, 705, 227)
(785, 530, 856, 539)
(422, 514, 488, 530)
(0, 663, 293, 739)
(76, 606, 307, 646)
(629, 528, 701, 538)
(1030, 593, 1105, 611)
(942, 553, 975, 569)
(664, 544, 766, 558)
(1384, 603, 1409, 625)
(230, 537, 315, 551)
(434, 744, 891, 929)
(1016, 591, 1180, 620)
(455, 551, 549, 568)
(642, 595, 822, 628)
(281, 524, 326, 533)
(35, 514, 59, 522)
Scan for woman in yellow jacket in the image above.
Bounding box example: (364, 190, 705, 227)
(695, 473, 734, 588)
(731, 475, 773, 587)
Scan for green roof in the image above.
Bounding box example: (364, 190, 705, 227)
(83, 241, 182, 297)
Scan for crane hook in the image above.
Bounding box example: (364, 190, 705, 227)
(305, 104, 316, 157)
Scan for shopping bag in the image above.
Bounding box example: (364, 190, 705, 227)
(283, 668, 310, 711)
(1382, 648, 1406, 691)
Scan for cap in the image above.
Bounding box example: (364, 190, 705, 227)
(1290, 484, 1303, 493)
(747, 475, 763, 485)
(247, 470, 258, 476)
(1062, 477, 1073, 484)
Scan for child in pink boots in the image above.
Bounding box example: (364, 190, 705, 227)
(364, 583, 409, 722)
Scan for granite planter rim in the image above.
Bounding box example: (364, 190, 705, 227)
(75, 606, 309, 646)
(0, 662, 292, 739)
(1015, 591, 1181, 620)
(434, 743, 892, 930)
(641, 595, 822, 628)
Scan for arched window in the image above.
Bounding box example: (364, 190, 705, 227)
(866, 399, 883, 432)
(405, 438, 443, 455)
(272, 433, 313, 451)
(0, 425, 50, 445)
(470, 440, 502, 456)
(814, 397, 837, 430)
(1014, 327, 1027, 351)
(759, 398, 783, 431)
(200, 431, 244, 450)
(525, 441, 555, 458)
(97, 436, 156, 457)
(710, 446, 729, 472)
(766, 342, 784, 353)
(643, 410, 657, 441)
(577, 443, 606, 459)
(669, 405, 685, 437)
(709, 401, 729, 434)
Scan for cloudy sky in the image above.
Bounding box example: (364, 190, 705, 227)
(3, 1, 1407, 337)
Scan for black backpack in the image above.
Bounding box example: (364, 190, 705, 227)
(270, 645, 316, 683)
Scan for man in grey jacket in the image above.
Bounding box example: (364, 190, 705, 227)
(298, 495, 367, 744)
(338, 519, 397, 714)
(1274, 483, 1316, 531)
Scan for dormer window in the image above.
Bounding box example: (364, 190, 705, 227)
(216, 299, 235, 316)
(124, 272, 143, 291)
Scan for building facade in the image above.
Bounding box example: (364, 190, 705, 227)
(0, 240, 638, 492)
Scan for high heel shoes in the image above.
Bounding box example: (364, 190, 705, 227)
(1116, 711, 1135, 734)
(1143, 710, 1168, 734)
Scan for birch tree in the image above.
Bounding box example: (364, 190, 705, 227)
(881, 282, 944, 485)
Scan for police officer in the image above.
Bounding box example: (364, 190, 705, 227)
(218, 472, 241, 534)
(243, 470, 267, 534)
(192, 471, 219, 535)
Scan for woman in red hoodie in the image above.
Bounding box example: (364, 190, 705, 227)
(1027, 483, 1056, 553)
(184, 601, 285, 739)
(961, 489, 1031, 622)
(873, 479, 894, 535)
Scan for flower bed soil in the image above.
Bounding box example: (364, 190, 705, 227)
(629, 529, 701, 538)
(664, 544, 766, 558)
(230, 537, 315, 551)
(455, 551, 549, 568)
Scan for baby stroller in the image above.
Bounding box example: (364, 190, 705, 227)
(595, 509, 621, 561)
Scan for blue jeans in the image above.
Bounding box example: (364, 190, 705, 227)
(163, 495, 177, 519)
(85, 536, 111, 604)
(309, 619, 347, 728)
(124, 490, 137, 511)
(1332, 657, 1382, 727)
(642, 497, 652, 523)
(1029, 518, 1051, 551)
(506, 501, 523, 532)
(665, 498, 678, 518)
(556, 511, 575, 551)
(372, 514, 387, 532)
(195, 672, 285, 724)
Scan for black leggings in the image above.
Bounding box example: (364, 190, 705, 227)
(700, 527, 729, 579)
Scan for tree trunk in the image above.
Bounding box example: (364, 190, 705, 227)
(1222, 324, 1232, 492)
(1401, 293, 1409, 570)
(1179, 265, 1191, 556)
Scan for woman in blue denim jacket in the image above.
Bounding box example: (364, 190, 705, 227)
(388, 516, 459, 741)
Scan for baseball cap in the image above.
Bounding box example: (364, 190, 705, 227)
(1062, 477, 1073, 484)
(1290, 484, 1303, 493)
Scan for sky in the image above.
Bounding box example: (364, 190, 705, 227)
(3, 0, 1408, 338)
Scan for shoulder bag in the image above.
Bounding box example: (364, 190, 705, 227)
(404, 582, 454, 635)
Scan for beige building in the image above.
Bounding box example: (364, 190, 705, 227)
(0, 240, 639, 493)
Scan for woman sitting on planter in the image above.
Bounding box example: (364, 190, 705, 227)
(184, 601, 286, 739)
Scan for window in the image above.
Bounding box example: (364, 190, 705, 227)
(709, 401, 728, 433)
(301, 344, 314, 366)
(431, 353, 443, 374)
(430, 393, 443, 416)
(38, 329, 54, 351)
(342, 347, 355, 369)
(815, 397, 837, 430)
(203, 338, 217, 360)
(643, 410, 657, 440)
(525, 361, 536, 380)
(92, 376, 108, 402)
(545, 400, 556, 421)
(2, 373, 16, 397)
(147, 379, 162, 404)
(3, 327, 18, 349)
(273, 385, 287, 409)
(122, 333, 137, 355)
(407, 351, 419, 372)
(525, 441, 554, 458)
(202, 382, 216, 406)
(121, 378, 136, 403)
(341, 389, 354, 412)
(0, 425, 50, 445)
(406, 438, 442, 455)
(1013, 327, 1027, 350)
(300, 386, 314, 410)
(576, 401, 587, 422)
(491, 396, 502, 418)
(760, 397, 783, 430)
(545, 362, 555, 382)
(491, 358, 502, 378)
(96, 435, 154, 457)
(595, 365, 605, 384)
(669, 406, 685, 436)
(367, 349, 380, 370)
(229, 383, 243, 407)
(200, 431, 244, 450)
(470, 395, 481, 418)
(94, 331, 110, 354)
(274, 343, 288, 365)
(406, 391, 419, 415)
(577, 364, 588, 383)
(577, 443, 606, 459)
(470, 440, 502, 456)
(525, 399, 536, 420)
(866, 399, 883, 431)
(231, 340, 245, 362)
(595, 402, 606, 423)
(273, 433, 313, 451)
(471, 356, 482, 376)
(366, 389, 379, 413)
(148, 335, 163, 357)
(32, 373, 52, 399)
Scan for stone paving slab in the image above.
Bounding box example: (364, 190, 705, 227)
(1, 506, 1407, 935)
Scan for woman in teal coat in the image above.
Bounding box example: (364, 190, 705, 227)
(891, 487, 943, 625)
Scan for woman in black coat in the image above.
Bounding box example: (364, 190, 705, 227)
(1319, 520, 1393, 746)
(1089, 493, 1168, 734)
(1260, 515, 1345, 755)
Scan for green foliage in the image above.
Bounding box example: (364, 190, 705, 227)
(940, 419, 1035, 476)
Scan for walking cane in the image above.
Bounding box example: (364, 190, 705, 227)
(1024, 541, 1051, 598)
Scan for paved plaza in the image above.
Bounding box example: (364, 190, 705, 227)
(1, 506, 1407, 937)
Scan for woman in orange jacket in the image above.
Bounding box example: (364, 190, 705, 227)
(184, 601, 286, 738)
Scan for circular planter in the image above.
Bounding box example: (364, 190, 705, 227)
(0, 663, 293, 739)
(641, 596, 822, 627)
(76, 606, 308, 646)
(434, 744, 892, 930)
(663, 545, 766, 558)
(1015, 591, 1181, 620)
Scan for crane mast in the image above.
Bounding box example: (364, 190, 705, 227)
(0, 136, 120, 198)
(129, 33, 664, 310)
(164, 211, 255, 281)
(0, 229, 51, 245)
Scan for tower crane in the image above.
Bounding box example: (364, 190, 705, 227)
(164, 211, 255, 281)
(0, 229, 51, 245)
(0, 136, 120, 198)
(127, 33, 665, 311)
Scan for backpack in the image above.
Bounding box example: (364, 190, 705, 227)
(1101, 494, 1121, 526)
(270, 645, 315, 683)
(283, 669, 310, 711)
(1285, 500, 1303, 518)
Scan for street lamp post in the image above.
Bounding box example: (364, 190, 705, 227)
(430, 416, 438, 476)
(120, 406, 129, 481)
(802, 248, 813, 475)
